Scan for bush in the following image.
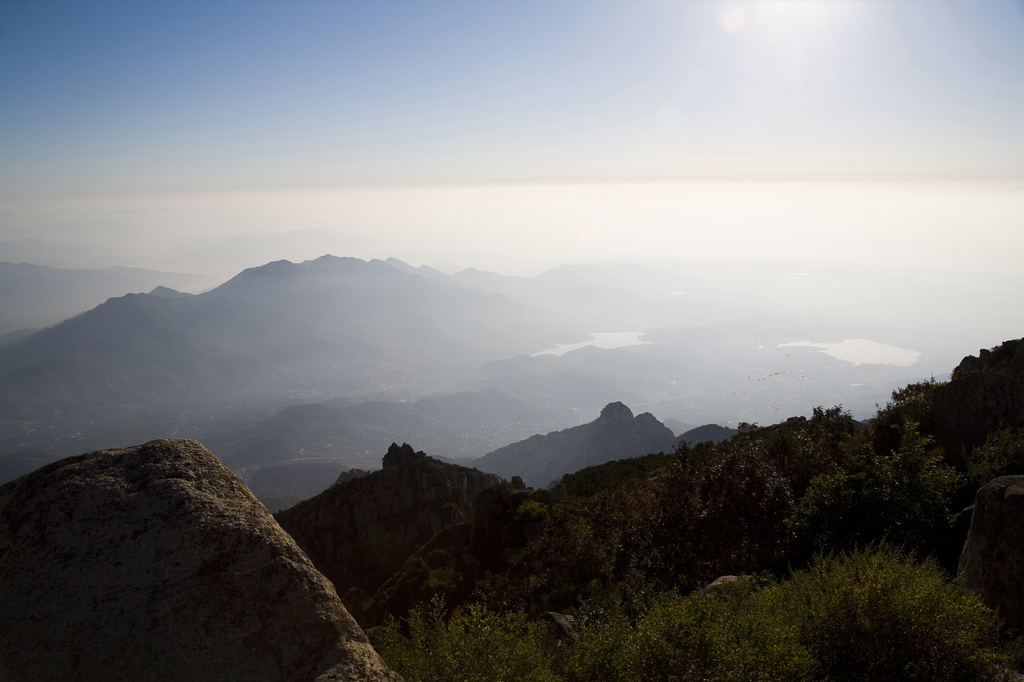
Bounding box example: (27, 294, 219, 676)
(566, 547, 1004, 682)
(374, 549, 1005, 682)
(504, 477, 661, 612)
(515, 500, 550, 524)
(966, 428, 1024, 485)
(793, 419, 960, 557)
(652, 437, 794, 589)
(369, 595, 561, 682)
(752, 406, 857, 498)
(778, 546, 1004, 682)
(872, 380, 940, 456)
(567, 583, 813, 682)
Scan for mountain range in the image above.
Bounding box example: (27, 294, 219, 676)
(0, 261, 210, 337)
(3, 252, 1018, 492)
(0, 255, 563, 421)
(227, 397, 687, 506)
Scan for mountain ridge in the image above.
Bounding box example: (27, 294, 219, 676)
(472, 401, 680, 487)
(0, 255, 565, 421)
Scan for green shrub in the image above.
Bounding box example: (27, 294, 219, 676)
(515, 500, 550, 523)
(567, 584, 813, 682)
(565, 547, 1004, 682)
(749, 406, 857, 498)
(966, 427, 1024, 485)
(369, 595, 561, 682)
(778, 546, 1003, 682)
(506, 477, 662, 612)
(374, 549, 1005, 682)
(652, 437, 795, 589)
(793, 419, 960, 557)
(871, 380, 940, 457)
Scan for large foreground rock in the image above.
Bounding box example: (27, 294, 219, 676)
(959, 475, 1024, 631)
(0, 439, 401, 682)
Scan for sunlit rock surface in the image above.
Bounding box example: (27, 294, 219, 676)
(0, 438, 400, 682)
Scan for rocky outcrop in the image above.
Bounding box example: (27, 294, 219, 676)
(275, 443, 504, 596)
(473, 401, 680, 487)
(336, 467, 370, 484)
(0, 439, 400, 682)
(934, 339, 1024, 454)
(543, 612, 579, 643)
(958, 475, 1024, 631)
(702, 575, 742, 595)
(382, 442, 426, 468)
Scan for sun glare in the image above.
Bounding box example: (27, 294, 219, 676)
(721, 1, 853, 40)
(721, 8, 748, 33)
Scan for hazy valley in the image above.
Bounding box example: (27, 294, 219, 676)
(3, 249, 1021, 502)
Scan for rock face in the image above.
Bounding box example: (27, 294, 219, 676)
(275, 443, 504, 596)
(934, 339, 1024, 454)
(381, 442, 426, 467)
(0, 439, 400, 682)
(542, 612, 579, 643)
(958, 475, 1024, 631)
(472, 401, 680, 487)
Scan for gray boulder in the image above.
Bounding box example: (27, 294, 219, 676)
(958, 475, 1024, 631)
(702, 575, 742, 595)
(542, 612, 579, 643)
(0, 439, 401, 682)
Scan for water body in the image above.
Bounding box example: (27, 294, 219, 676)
(782, 339, 920, 366)
(533, 332, 649, 357)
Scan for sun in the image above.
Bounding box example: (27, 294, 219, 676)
(721, 8, 748, 34)
(719, 2, 853, 40)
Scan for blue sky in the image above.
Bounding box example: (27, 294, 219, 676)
(1, 1, 1022, 276)
(2, 0, 1023, 198)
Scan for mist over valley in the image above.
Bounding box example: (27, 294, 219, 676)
(1, 248, 1019, 503)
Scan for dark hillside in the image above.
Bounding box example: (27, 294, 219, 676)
(472, 401, 679, 486)
(275, 443, 505, 596)
(678, 423, 738, 445)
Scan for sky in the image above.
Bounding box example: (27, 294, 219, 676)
(1, 0, 1023, 274)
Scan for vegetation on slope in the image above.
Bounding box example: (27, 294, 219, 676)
(358, 344, 1024, 681)
(372, 548, 1006, 682)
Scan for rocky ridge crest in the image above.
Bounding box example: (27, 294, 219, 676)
(275, 443, 504, 597)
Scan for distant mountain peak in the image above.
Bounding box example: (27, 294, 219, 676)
(600, 401, 634, 421)
(382, 442, 426, 468)
(148, 285, 192, 298)
(473, 401, 678, 486)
